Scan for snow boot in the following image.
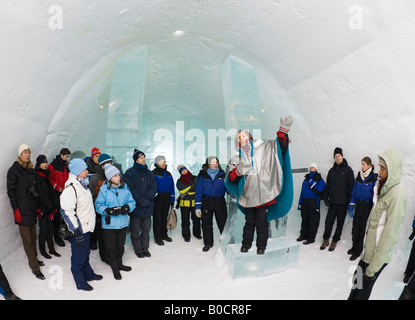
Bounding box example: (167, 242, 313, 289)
(328, 241, 337, 252)
(39, 242, 51, 259)
(320, 239, 329, 250)
(47, 237, 61, 257)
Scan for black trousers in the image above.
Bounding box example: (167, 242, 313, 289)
(299, 198, 320, 242)
(153, 193, 171, 241)
(102, 228, 127, 274)
(351, 200, 373, 255)
(348, 260, 387, 300)
(242, 206, 269, 250)
(323, 204, 348, 242)
(201, 196, 227, 247)
(0, 264, 12, 298)
(404, 239, 415, 279)
(180, 207, 201, 240)
(38, 214, 54, 245)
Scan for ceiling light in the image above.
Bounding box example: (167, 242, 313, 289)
(174, 30, 184, 36)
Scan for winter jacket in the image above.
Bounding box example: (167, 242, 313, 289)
(362, 149, 406, 277)
(84, 156, 98, 174)
(6, 160, 38, 226)
(89, 164, 106, 202)
(324, 158, 354, 205)
(94, 181, 136, 230)
(349, 170, 378, 211)
(298, 171, 326, 208)
(124, 162, 157, 218)
(48, 155, 69, 193)
(60, 173, 96, 234)
(176, 175, 197, 208)
(195, 169, 227, 210)
(152, 166, 175, 203)
(35, 168, 59, 216)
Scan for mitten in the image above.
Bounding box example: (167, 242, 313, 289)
(121, 204, 130, 215)
(14, 208, 23, 224)
(195, 209, 202, 218)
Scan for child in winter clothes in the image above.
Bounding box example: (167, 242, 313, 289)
(297, 163, 326, 245)
(195, 156, 227, 252)
(95, 164, 136, 280)
(152, 155, 176, 246)
(60, 158, 103, 291)
(347, 157, 378, 261)
(176, 165, 201, 242)
(35, 155, 60, 259)
(84, 147, 101, 175)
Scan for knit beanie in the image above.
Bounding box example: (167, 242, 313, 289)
(68, 158, 88, 176)
(207, 156, 218, 164)
(91, 147, 101, 157)
(36, 154, 48, 166)
(133, 149, 145, 162)
(98, 153, 112, 166)
(177, 164, 187, 174)
(333, 147, 343, 157)
(309, 162, 318, 171)
(104, 163, 120, 181)
(18, 144, 30, 156)
(154, 155, 166, 165)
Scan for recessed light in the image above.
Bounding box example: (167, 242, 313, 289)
(174, 30, 184, 36)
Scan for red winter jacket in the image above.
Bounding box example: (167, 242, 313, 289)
(48, 155, 69, 193)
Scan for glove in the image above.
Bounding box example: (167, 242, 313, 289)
(121, 204, 130, 215)
(105, 207, 115, 215)
(297, 205, 301, 211)
(348, 204, 355, 218)
(195, 209, 202, 218)
(14, 208, 23, 224)
(49, 208, 57, 221)
(37, 208, 43, 219)
(112, 207, 122, 216)
(170, 202, 175, 209)
(409, 228, 415, 241)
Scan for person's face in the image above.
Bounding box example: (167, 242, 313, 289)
(110, 173, 121, 185)
(209, 158, 218, 169)
(158, 160, 166, 169)
(309, 167, 317, 172)
(60, 154, 70, 162)
(40, 162, 48, 170)
(20, 149, 31, 163)
(92, 154, 100, 164)
(334, 154, 343, 165)
(181, 169, 188, 175)
(361, 161, 370, 172)
(136, 155, 146, 165)
(379, 165, 388, 181)
(238, 132, 249, 147)
(78, 169, 88, 179)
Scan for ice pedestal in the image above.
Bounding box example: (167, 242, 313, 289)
(219, 195, 299, 279)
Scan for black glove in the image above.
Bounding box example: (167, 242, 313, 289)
(121, 204, 129, 215)
(409, 228, 415, 241)
(105, 207, 115, 215)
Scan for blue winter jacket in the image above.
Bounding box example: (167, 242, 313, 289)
(152, 166, 175, 203)
(195, 169, 227, 210)
(95, 181, 136, 229)
(298, 171, 326, 207)
(124, 162, 157, 218)
(349, 171, 378, 211)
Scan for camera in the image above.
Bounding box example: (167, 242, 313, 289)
(28, 185, 39, 198)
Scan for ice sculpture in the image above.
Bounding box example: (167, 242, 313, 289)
(219, 55, 299, 279)
(106, 45, 148, 172)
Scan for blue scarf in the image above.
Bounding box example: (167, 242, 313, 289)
(207, 167, 219, 180)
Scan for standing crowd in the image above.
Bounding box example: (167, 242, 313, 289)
(0, 116, 414, 300)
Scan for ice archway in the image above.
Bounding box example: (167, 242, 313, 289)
(1, 1, 414, 263)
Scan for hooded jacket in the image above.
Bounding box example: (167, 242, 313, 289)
(363, 149, 406, 277)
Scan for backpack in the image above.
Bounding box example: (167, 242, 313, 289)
(166, 207, 177, 231)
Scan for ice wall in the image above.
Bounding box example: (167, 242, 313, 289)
(1, 1, 415, 272)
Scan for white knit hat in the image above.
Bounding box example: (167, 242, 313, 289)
(309, 162, 318, 171)
(18, 144, 30, 156)
(104, 163, 120, 181)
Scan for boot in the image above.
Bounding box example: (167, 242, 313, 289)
(320, 239, 329, 250)
(39, 242, 52, 259)
(328, 241, 337, 252)
(399, 285, 415, 300)
(47, 237, 61, 257)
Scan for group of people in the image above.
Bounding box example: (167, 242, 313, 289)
(297, 147, 414, 300)
(1, 114, 414, 300)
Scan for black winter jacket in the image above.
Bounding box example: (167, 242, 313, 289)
(7, 161, 38, 225)
(35, 168, 59, 216)
(324, 158, 354, 205)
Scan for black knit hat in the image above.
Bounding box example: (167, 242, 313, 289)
(333, 147, 343, 157)
(36, 154, 47, 165)
(133, 149, 145, 162)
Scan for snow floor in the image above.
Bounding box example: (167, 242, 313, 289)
(0, 220, 409, 301)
